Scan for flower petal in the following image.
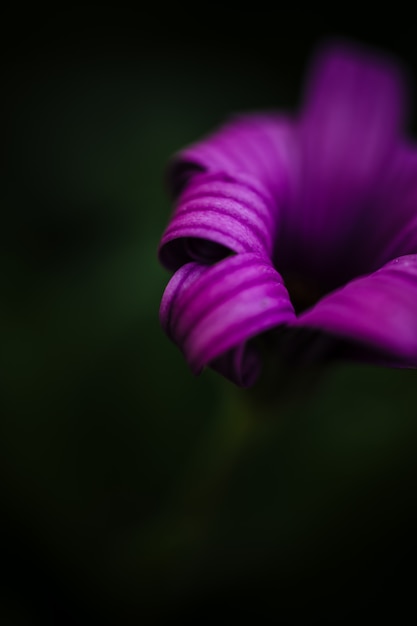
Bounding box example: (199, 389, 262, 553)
(160, 253, 296, 386)
(280, 42, 408, 288)
(294, 255, 417, 366)
(158, 115, 297, 271)
(366, 144, 417, 269)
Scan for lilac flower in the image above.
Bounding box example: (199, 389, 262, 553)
(158, 42, 417, 387)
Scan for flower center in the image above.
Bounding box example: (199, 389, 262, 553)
(282, 272, 324, 315)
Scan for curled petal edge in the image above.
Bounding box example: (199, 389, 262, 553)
(160, 253, 296, 386)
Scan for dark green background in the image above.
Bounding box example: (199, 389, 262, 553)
(2, 10, 417, 624)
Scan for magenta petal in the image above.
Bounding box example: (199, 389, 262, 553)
(159, 115, 297, 271)
(160, 253, 296, 386)
(167, 113, 296, 200)
(159, 173, 276, 270)
(366, 144, 417, 268)
(294, 255, 417, 366)
(286, 42, 408, 284)
(209, 343, 262, 389)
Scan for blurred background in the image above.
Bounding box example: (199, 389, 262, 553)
(2, 9, 417, 624)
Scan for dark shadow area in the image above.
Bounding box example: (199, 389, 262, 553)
(2, 8, 417, 624)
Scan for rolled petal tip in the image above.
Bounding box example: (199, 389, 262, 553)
(160, 254, 296, 386)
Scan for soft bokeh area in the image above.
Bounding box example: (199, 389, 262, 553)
(2, 12, 417, 624)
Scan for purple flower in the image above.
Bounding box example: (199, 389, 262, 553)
(158, 42, 417, 387)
